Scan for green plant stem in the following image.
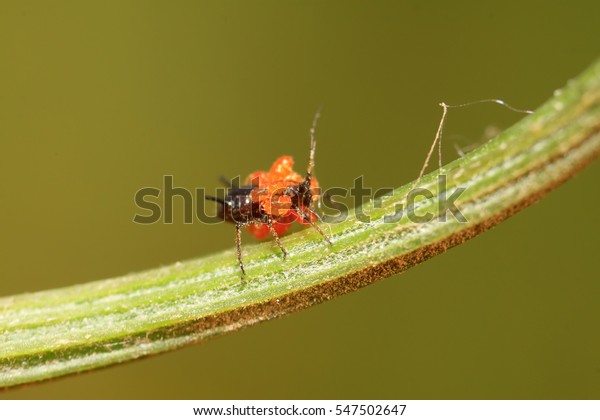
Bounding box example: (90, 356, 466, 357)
(2, 60, 600, 389)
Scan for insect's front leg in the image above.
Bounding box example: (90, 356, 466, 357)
(235, 223, 246, 281)
(293, 205, 332, 245)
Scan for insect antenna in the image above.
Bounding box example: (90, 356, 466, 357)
(299, 107, 333, 244)
(205, 195, 225, 205)
(218, 175, 231, 187)
(305, 106, 322, 185)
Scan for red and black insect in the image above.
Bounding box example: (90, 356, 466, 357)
(206, 111, 332, 279)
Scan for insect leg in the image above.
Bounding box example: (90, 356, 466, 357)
(235, 223, 246, 280)
(266, 218, 287, 259)
(293, 206, 332, 245)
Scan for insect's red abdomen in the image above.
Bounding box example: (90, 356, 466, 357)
(244, 155, 319, 240)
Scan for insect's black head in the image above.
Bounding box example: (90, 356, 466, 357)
(205, 185, 264, 225)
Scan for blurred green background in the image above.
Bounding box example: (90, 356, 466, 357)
(1, 1, 599, 399)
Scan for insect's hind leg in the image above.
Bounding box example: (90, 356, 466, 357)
(266, 218, 288, 259)
(235, 223, 246, 280)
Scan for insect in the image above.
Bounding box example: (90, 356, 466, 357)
(206, 110, 332, 279)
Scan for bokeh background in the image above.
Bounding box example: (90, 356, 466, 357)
(1, 1, 599, 399)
